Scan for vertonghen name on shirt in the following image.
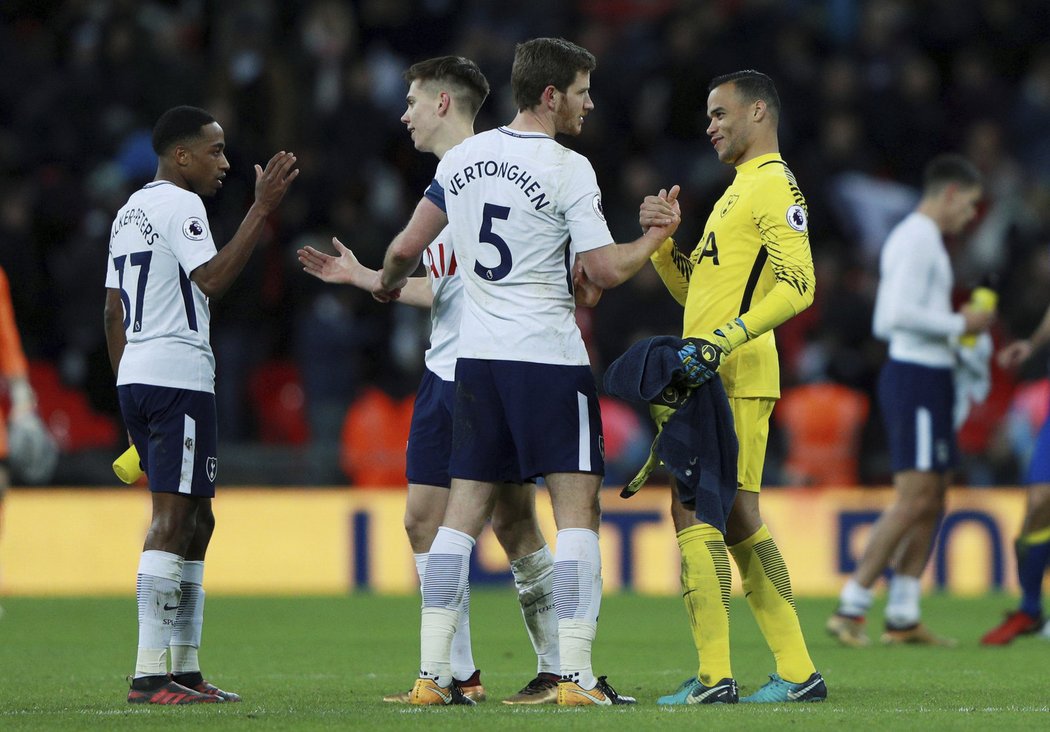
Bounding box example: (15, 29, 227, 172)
(446, 160, 551, 211)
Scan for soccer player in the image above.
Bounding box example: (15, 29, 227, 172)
(981, 301, 1050, 644)
(646, 70, 826, 704)
(375, 37, 680, 706)
(105, 106, 298, 704)
(0, 264, 40, 620)
(298, 55, 565, 705)
(827, 154, 989, 648)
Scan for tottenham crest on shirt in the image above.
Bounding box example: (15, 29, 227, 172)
(720, 194, 739, 218)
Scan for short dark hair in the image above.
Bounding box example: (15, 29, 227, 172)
(511, 37, 596, 111)
(403, 55, 490, 117)
(709, 70, 781, 121)
(923, 153, 982, 194)
(152, 106, 216, 155)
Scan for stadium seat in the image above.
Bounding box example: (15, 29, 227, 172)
(247, 361, 310, 445)
(776, 382, 870, 487)
(26, 361, 118, 451)
(340, 387, 415, 488)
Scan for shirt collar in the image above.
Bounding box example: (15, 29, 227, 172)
(735, 152, 784, 174)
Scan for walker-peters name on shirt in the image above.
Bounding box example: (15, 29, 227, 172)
(446, 160, 551, 211)
(111, 206, 159, 246)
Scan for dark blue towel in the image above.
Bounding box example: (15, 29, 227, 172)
(604, 336, 739, 533)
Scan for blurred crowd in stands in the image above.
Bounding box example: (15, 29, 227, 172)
(3, 0, 1050, 486)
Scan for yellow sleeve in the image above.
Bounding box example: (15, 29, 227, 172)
(737, 177, 815, 338)
(649, 237, 691, 307)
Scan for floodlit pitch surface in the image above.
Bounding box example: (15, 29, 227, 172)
(0, 592, 1046, 730)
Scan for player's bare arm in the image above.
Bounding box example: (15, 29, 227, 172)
(998, 301, 1050, 368)
(572, 256, 602, 308)
(299, 237, 434, 307)
(579, 185, 681, 289)
(191, 151, 299, 298)
(376, 196, 448, 301)
(103, 288, 127, 377)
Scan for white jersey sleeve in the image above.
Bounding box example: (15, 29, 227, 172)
(872, 212, 965, 368)
(107, 181, 218, 391)
(558, 154, 613, 253)
(433, 128, 612, 365)
(421, 225, 461, 382)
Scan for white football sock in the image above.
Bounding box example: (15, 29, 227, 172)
(419, 549, 477, 683)
(170, 560, 205, 674)
(420, 527, 474, 687)
(553, 529, 602, 689)
(838, 578, 875, 617)
(135, 550, 183, 677)
(413, 553, 428, 587)
(511, 545, 559, 675)
(885, 574, 922, 627)
(450, 582, 476, 682)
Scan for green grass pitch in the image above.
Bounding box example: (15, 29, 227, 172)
(0, 592, 1047, 730)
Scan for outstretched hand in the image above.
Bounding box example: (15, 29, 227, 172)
(298, 237, 373, 287)
(254, 151, 300, 214)
(639, 184, 681, 238)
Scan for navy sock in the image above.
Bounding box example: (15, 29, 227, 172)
(1016, 536, 1050, 617)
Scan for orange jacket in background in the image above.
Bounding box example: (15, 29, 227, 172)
(0, 266, 29, 458)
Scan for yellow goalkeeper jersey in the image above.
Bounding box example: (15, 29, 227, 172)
(651, 153, 815, 398)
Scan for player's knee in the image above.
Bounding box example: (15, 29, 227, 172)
(905, 492, 945, 521)
(403, 511, 439, 553)
(492, 513, 544, 556)
(146, 512, 198, 555)
(195, 503, 215, 533)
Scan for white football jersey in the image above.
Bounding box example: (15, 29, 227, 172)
(422, 226, 461, 381)
(106, 181, 217, 392)
(430, 127, 612, 366)
(872, 211, 965, 368)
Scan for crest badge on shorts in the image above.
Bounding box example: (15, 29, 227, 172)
(206, 457, 218, 482)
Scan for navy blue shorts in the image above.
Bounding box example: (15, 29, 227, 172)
(118, 384, 218, 497)
(878, 359, 957, 473)
(406, 369, 454, 488)
(1027, 404, 1050, 484)
(450, 358, 604, 483)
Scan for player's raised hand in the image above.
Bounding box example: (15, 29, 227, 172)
(639, 184, 681, 237)
(298, 237, 377, 289)
(254, 151, 300, 214)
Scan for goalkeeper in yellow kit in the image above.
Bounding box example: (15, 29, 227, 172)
(647, 70, 826, 704)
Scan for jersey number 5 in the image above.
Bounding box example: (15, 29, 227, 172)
(475, 203, 512, 281)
